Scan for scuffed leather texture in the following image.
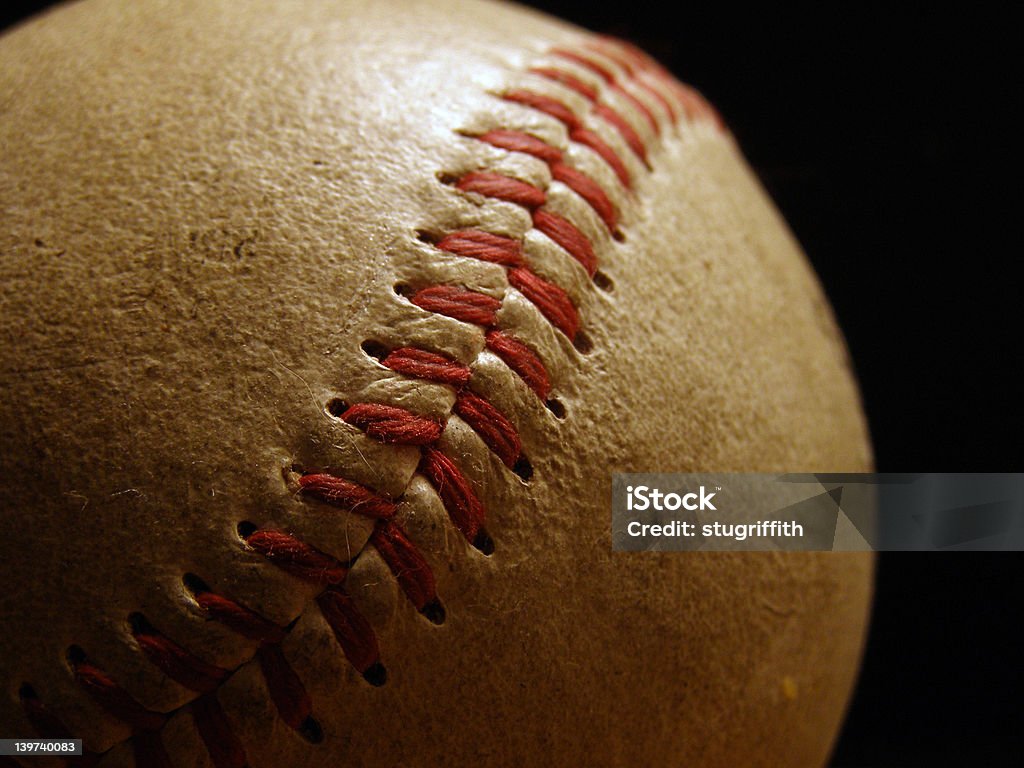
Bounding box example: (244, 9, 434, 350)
(0, 0, 873, 766)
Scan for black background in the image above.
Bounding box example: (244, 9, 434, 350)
(2, 2, 1019, 766)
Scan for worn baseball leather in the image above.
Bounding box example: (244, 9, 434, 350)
(0, 0, 873, 766)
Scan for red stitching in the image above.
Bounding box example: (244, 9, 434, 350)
(410, 285, 502, 326)
(191, 694, 247, 768)
(70, 657, 165, 732)
(584, 40, 638, 77)
(529, 66, 600, 102)
(454, 390, 522, 468)
(243, 529, 349, 586)
(420, 447, 488, 549)
(478, 129, 563, 164)
(475, 130, 617, 231)
(456, 171, 546, 208)
(507, 266, 580, 339)
(531, 209, 597, 278)
(27, 38, 725, 762)
(454, 166, 607, 269)
(503, 88, 581, 129)
(316, 586, 385, 681)
(552, 46, 661, 137)
(436, 228, 526, 268)
(190, 578, 324, 732)
(550, 161, 617, 231)
(485, 330, 551, 400)
(370, 521, 442, 618)
(592, 102, 648, 165)
(299, 473, 398, 519)
(192, 587, 287, 645)
(529, 61, 652, 164)
(340, 402, 444, 445)
(256, 644, 313, 730)
(503, 88, 632, 187)
(130, 615, 228, 694)
(381, 346, 473, 387)
(568, 126, 632, 187)
(584, 42, 680, 124)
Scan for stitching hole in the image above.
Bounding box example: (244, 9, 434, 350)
(363, 662, 388, 687)
(361, 340, 390, 362)
(513, 455, 533, 481)
(299, 716, 324, 744)
(421, 599, 446, 625)
(545, 398, 567, 419)
(326, 399, 349, 418)
(593, 270, 614, 292)
(66, 645, 86, 665)
(473, 529, 495, 556)
(573, 330, 594, 354)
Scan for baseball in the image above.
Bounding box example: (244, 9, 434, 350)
(0, 0, 873, 766)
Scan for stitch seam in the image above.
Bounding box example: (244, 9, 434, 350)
(19, 36, 724, 765)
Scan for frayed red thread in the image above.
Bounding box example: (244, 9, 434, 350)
(529, 65, 600, 101)
(70, 659, 165, 732)
(456, 171, 546, 209)
(633, 75, 679, 124)
(382, 346, 472, 387)
(244, 529, 349, 586)
(568, 126, 632, 187)
(130, 616, 228, 694)
(477, 130, 563, 164)
(584, 40, 638, 76)
(551, 47, 660, 136)
(552, 46, 617, 83)
(550, 162, 617, 230)
(596, 36, 657, 76)
(436, 229, 526, 268)
(502, 89, 632, 187)
(595, 37, 725, 129)
(454, 391, 522, 468)
(471, 132, 617, 232)
(410, 285, 502, 326)
(299, 473, 397, 518)
(611, 82, 660, 136)
(341, 402, 444, 445)
(317, 586, 383, 677)
(371, 521, 439, 613)
(191, 694, 247, 768)
(420, 447, 488, 545)
(531, 209, 598, 276)
(584, 41, 680, 123)
(256, 645, 312, 730)
(503, 89, 581, 129)
(507, 267, 580, 340)
(485, 330, 551, 400)
(193, 590, 287, 645)
(191, 584, 317, 732)
(593, 103, 648, 165)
